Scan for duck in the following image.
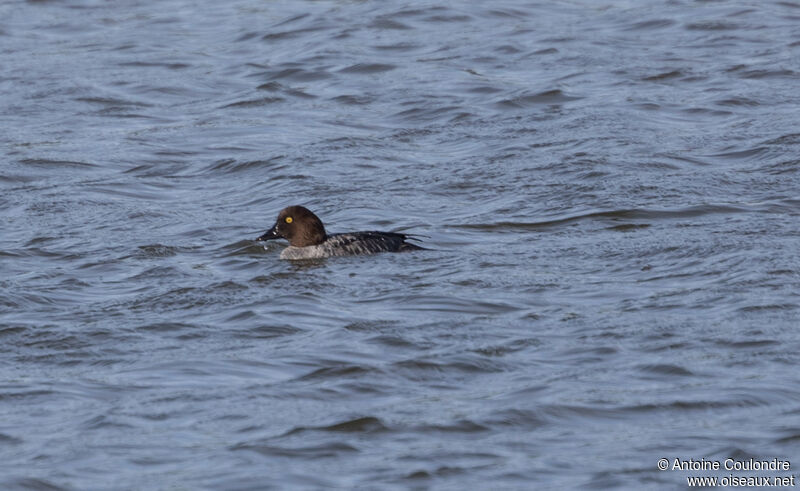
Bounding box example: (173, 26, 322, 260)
(256, 205, 424, 260)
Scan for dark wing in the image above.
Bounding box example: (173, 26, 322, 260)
(325, 232, 424, 256)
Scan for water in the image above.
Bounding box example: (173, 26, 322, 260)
(2, 0, 800, 488)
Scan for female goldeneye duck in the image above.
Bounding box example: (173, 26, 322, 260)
(255, 205, 424, 260)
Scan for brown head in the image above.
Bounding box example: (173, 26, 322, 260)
(256, 205, 327, 247)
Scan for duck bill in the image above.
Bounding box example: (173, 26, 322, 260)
(256, 224, 280, 242)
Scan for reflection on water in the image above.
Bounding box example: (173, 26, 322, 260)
(2, 0, 800, 488)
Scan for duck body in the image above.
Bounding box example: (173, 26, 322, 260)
(279, 231, 422, 259)
(256, 206, 423, 260)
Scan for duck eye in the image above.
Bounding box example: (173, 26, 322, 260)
(285, 216, 293, 224)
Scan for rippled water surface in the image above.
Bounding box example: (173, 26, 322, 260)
(2, 0, 800, 489)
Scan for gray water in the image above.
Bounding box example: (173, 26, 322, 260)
(2, 0, 800, 489)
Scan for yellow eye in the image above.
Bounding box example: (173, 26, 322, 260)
(285, 216, 293, 224)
